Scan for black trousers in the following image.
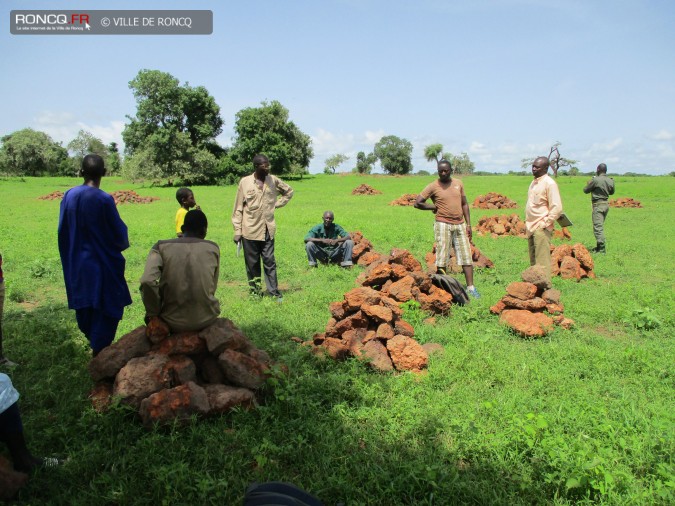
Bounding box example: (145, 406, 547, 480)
(242, 232, 280, 297)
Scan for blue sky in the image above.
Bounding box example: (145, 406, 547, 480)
(2, 0, 674, 174)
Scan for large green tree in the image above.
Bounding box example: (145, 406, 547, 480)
(323, 154, 349, 174)
(353, 151, 377, 174)
(448, 152, 475, 175)
(0, 128, 68, 176)
(225, 100, 313, 176)
(67, 130, 108, 175)
(373, 135, 413, 175)
(122, 69, 223, 184)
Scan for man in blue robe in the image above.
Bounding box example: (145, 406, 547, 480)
(58, 154, 132, 356)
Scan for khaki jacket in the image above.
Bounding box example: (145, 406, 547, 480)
(140, 238, 220, 332)
(232, 174, 294, 240)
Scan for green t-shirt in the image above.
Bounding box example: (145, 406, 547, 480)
(304, 223, 348, 251)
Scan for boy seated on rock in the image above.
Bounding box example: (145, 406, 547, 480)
(140, 210, 220, 336)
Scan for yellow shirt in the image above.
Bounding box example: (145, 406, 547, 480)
(175, 207, 188, 235)
(525, 174, 563, 236)
(232, 173, 294, 240)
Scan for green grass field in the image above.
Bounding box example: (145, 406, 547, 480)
(1, 173, 673, 505)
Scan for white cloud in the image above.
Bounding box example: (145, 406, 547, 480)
(32, 110, 124, 148)
(652, 129, 673, 141)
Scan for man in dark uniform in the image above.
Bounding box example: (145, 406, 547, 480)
(583, 163, 615, 253)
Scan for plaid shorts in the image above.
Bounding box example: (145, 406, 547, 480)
(434, 221, 472, 266)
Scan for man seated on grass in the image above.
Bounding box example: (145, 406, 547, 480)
(304, 211, 354, 268)
(140, 210, 220, 333)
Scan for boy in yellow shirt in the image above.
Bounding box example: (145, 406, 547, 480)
(175, 188, 198, 237)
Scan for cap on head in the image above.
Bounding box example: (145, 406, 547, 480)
(80, 154, 106, 180)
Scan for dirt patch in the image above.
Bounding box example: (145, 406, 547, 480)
(609, 197, 642, 208)
(351, 184, 382, 195)
(472, 192, 517, 209)
(389, 194, 418, 206)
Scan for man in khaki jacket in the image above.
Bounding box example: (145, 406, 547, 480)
(232, 154, 294, 301)
(140, 210, 220, 332)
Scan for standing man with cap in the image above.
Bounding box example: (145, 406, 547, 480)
(232, 154, 294, 301)
(583, 163, 615, 254)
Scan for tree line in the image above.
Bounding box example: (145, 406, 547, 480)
(0, 69, 478, 184)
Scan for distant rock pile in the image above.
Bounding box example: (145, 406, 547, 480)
(88, 318, 274, 427)
(38, 190, 64, 200)
(551, 243, 595, 280)
(424, 243, 494, 272)
(38, 189, 159, 205)
(472, 192, 517, 209)
(389, 194, 418, 206)
(553, 228, 572, 240)
(490, 265, 574, 338)
(476, 214, 527, 237)
(351, 184, 382, 195)
(109, 190, 159, 205)
(609, 197, 642, 208)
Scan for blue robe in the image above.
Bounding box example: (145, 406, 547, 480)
(58, 185, 132, 320)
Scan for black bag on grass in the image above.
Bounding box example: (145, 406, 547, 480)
(430, 274, 470, 306)
(243, 481, 324, 506)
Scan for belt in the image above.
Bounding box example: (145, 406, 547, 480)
(592, 199, 608, 205)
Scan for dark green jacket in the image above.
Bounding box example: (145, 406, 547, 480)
(304, 223, 348, 251)
(583, 174, 615, 202)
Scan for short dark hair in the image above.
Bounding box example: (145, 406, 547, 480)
(80, 154, 106, 179)
(597, 163, 608, 174)
(253, 154, 269, 166)
(182, 209, 208, 234)
(176, 187, 192, 204)
(438, 159, 452, 169)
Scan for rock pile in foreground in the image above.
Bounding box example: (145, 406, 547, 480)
(305, 239, 448, 372)
(472, 192, 517, 209)
(351, 184, 382, 195)
(424, 243, 494, 272)
(88, 318, 273, 427)
(476, 214, 527, 237)
(490, 265, 574, 338)
(609, 197, 642, 208)
(550, 243, 595, 280)
(389, 193, 418, 206)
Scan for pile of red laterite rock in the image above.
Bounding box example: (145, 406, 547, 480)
(109, 190, 159, 205)
(472, 192, 518, 209)
(550, 243, 595, 280)
(303, 237, 448, 372)
(389, 194, 418, 206)
(490, 265, 574, 338)
(476, 214, 527, 238)
(88, 318, 275, 427)
(609, 197, 642, 208)
(424, 243, 495, 272)
(553, 228, 572, 240)
(38, 190, 64, 200)
(351, 184, 382, 195)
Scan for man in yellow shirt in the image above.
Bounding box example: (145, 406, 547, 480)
(232, 154, 294, 301)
